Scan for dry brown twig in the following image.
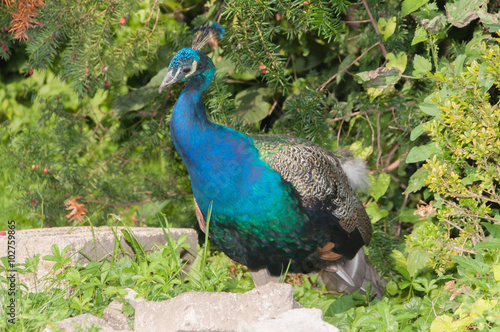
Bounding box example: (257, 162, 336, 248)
(65, 196, 88, 223)
(413, 200, 437, 220)
(8, 0, 45, 40)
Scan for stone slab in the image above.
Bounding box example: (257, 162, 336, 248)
(238, 307, 340, 332)
(0, 226, 197, 292)
(43, 313, 130, 332)
(134, 282, 295, 331)
(103, 300, 132, 331)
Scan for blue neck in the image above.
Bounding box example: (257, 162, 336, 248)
(170, 64, 217, 163)
(169, 63, 261, 210)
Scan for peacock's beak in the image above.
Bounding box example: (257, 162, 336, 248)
(158, 70, 176, 93)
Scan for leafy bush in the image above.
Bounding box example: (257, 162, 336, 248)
(406, 40, 500, 273)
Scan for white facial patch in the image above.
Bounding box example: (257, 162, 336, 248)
(184, 60, 198, 77)
(172, 67, 181, 81)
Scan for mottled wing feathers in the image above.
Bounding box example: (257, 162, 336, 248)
(250, 134, 372, 253)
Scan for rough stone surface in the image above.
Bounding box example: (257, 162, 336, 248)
(42, 281, 339, 332)
(238, 308, 340, 332)
(103, 300, 132, 331)
(43, 313, 129, 332)
(135, 282, 309, 332)
(0, 227, 197, 291)
(124, 288, 146, 309)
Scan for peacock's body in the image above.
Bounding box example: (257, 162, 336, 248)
(159, 25, 383, 297)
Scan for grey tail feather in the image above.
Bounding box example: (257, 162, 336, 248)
(319, 248, 384, 299)
(338, 152, 371, 192)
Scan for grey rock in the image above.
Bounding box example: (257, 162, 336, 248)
(238, 308, 339, 332)
(0, 226, 197, 292)
(134, 282, 294, 332)
(103, 300, 132, 330)
(43, 313, 129, 332)
(124, 287, 146, 309)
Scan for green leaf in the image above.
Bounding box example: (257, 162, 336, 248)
(407, 248, 431, 277)
(477, 8, 500, 33)
(399, 207, 425, 223)
(418, 86, 455, 115)
(369, 173, 391, 202)
(366, 201, 389, 223)
(234, 86, 271, 123)
(452, 255, 491, 275)
(385, 280, 399, 296)
(480, 222, 500, 238)
(121, 229, 146, 257)
(386, 52, 407, 73)
(349, 141, 373, 159)
(412, 55, 432, 77)
(402, 0, 429, 16)
(431, 314, 473, 332)
(412, 279, 426, 292)
(66, 269, 82, 285)
(326, 294, 358, 316)
(399, 279, 411, 289)
(411, 25, 428, 45)
(419, 100, 440, 116)
(413, 10, 448, 34)
(454, 54, 467, 76)
(391, 250, 408, 270)
(113, 67, 168, 116)
(493, 264, 500, 281)
(406, 142, 440, 163)
(445, 0, 487, 28)
(478, 62, 495, 94)
(404, 168, 429, 194)
(475, 238, 500, 250)
(355, 67, 401, 89)
(377, 17, 397, 40)
(410, 122, 427, 141)
(336, 54, 357, 84)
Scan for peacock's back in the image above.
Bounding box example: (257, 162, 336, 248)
(251, 134, 372, 259)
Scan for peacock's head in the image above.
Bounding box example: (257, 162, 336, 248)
(158, 48, 209, 93)
(158, 23, 224, 93)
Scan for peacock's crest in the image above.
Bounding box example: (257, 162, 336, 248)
(191, 22, 224, 51)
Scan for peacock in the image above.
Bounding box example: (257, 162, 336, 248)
(159, 23, 384, 298)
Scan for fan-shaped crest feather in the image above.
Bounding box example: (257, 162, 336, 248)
(192, 22, 225, 51)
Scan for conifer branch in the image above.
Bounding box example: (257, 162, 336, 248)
(9, 0, 45, 40)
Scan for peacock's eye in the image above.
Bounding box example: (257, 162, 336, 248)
(182, 67, 192, 73)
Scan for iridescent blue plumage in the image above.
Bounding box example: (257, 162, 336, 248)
(159, 24, 383, 297)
